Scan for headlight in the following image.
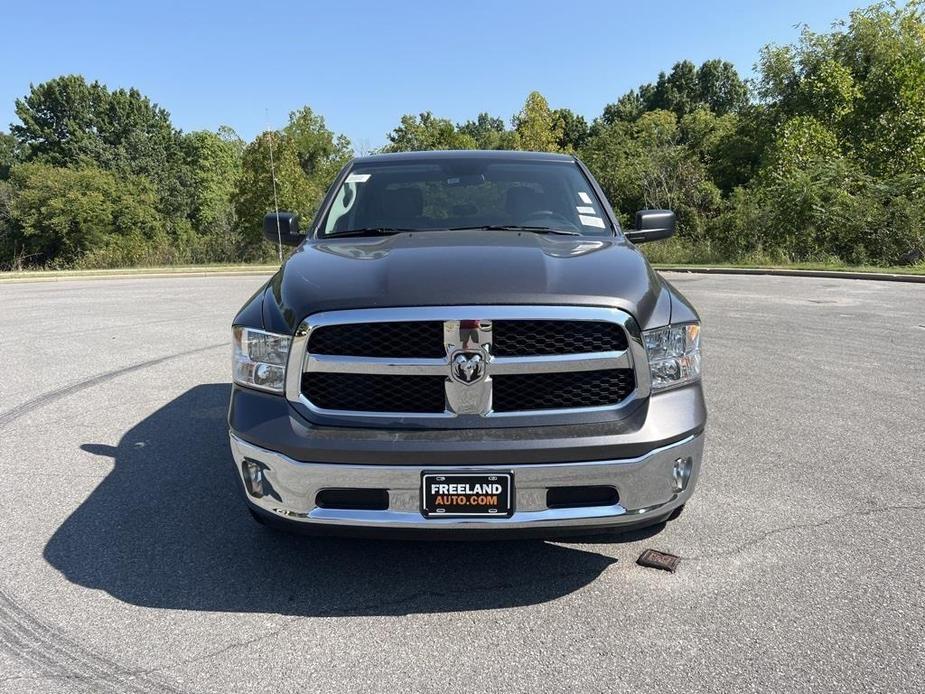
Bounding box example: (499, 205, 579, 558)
(232, 326, 291, 393)
(643, 322, 701, 392)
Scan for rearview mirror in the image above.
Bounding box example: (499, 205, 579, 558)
(263, 212, 304, 247)
(624, 209, 676, 244)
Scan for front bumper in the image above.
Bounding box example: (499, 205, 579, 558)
(229, 431, 703, 534)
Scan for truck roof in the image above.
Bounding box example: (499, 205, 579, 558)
(352, 149, 577, 165)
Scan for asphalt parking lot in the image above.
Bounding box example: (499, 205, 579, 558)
(1, 272, 923, 693)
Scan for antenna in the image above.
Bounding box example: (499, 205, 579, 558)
(266, 108, 283, 263)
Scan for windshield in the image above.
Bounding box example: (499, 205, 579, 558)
(319, 157, 613, 237)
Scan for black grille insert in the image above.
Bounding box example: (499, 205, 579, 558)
(316, 488, 389, 510)
(547, 486, 619, 509)
(492, 369, 635, 412)
(308, 321, 444, 358)
(302, 373, 446, 413)
(493, 320, 628, 356)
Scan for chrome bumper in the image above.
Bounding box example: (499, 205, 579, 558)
(229, 432, 703, 532)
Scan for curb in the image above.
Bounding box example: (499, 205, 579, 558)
(2, 265, 924, 285)
(654, 265, 925, 283)
(0, 269, 277, 284)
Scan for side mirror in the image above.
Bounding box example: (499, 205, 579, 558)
(625, 209, 676, 244)
(263, 212, 304, 247)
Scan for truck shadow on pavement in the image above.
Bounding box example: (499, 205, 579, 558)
(43, 384, 647, 617)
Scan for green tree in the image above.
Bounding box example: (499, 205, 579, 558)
(11, 76, 113, 167)
(833, 4, 925, 175)
(677, 107, 764, 192)
(513, 91, 563, 152)
(458, 113, 503, 141)
(217, 125, 246, 157)
(756, 2, 925, 176)
(603, 59, 749, 124)
(581, 110, 720, 240)
(755, 44, 799, 104)
(721, 112, 924, 264)
(0, 132, 16, 180)
(457, 113, 520, 149)
(600, 90, 646, 125)
(11, 75, 191, 218)
(234, 132, 319, 252)
(382, 112, 476, 152)
(0, 178, 13, 268)
(695, 59, 750, 116)
(284, 106, 353, 179)
(679, 108, 736, 161)
(233, 108, 352, 252)
(183, 129, 242, 232)
(553, 108, 590, 152)
(767, 115, 841, 174)
(649, 60, 701, 117)
(7, 162, 167, 266)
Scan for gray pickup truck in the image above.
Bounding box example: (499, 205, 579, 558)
(229, 150, 705, 537)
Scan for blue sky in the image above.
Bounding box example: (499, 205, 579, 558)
(1, 0, 863, 150)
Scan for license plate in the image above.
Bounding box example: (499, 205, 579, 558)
(421, 473, 513, 517)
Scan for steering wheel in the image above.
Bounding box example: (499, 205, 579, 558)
(522, 210, 579, 231)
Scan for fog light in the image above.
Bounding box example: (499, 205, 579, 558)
(243, 459, 264, 498)
(672, 457, 692, 492)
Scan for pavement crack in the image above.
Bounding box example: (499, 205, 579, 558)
(145, 565, 608, 674)
(141, 617, 303, 676)
(679, 503, 925, 561)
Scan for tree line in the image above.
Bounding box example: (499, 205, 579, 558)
(0, 1, 922, 270)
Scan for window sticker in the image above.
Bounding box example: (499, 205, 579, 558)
(579, 215, 606, 228)
(576, 205, 595, 214)
(578, 191, 593, 204)
(345, 173, 371, 183)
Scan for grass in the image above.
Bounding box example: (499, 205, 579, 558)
(0, 262, 279, 281)
(2, 256, 923, 282)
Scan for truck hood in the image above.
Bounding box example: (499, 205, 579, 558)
(260, 230, 671, 333)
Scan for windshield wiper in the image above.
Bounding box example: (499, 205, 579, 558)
(447, 225, 581, 236)
(324, 227, 417, 238)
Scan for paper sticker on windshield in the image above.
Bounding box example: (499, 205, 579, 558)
(576, 205, 595, 214)
(579, 215, 605, 228)
(578, 192, 593, 204)
(346, 173, 371, 183)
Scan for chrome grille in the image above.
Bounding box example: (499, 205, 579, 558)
(286, 306, 650, 428)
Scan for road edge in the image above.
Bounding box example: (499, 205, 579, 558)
(1, 264, 924, 284)
(654, 265, 925, 283)
(0, 268, 277, 284)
